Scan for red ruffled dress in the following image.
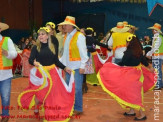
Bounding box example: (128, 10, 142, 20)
(97, 50, 156, 111)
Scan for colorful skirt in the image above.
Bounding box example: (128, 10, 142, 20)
(86, 52, 112, 85)
(18, 65, 75, 122)
(97, 63, 156, 111)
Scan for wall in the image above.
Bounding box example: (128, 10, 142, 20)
(0, 0, 42, 43)
(42, 0, 163, 38)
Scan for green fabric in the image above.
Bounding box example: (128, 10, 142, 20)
(154, 35, 163, 54)
(86, 55, 100, 85)
(158, 35, 163, 54)
(2, 37, 13, 67)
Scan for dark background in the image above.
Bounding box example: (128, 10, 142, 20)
(0, 0, 162, 43)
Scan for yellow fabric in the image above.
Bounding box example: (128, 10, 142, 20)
(63, 31, 82, 61)
(69, 31, 81, 61)
(112, 32, 131, 55)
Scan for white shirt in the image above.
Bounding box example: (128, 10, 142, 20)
(60, 29, 88, 70)
(0, 34, 17, 81)
(146, 32, 163, 59)
(108, 35, 126, 59)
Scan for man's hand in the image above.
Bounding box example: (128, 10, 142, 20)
(146, 56, 152, 59)
(2, 49, 8, 57)
(79, 68, 85, 74)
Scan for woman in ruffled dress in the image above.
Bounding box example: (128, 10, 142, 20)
(97, 34, 155, 121)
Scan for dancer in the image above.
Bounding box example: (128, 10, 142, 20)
(97, 34, 155, 121)
(18, 27, 75, 122)
(85, 27, 110, 86)
(146, 23, 163, 90)
(58, 16, 88, 115)
(0, 22, 17, 122)
(108, 22, 130, 64)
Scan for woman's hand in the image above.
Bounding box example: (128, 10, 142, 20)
(34, 60, 40, 67)
(64, 67, 72, 74)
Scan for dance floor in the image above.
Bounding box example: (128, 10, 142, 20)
(0, 77, 162, 122)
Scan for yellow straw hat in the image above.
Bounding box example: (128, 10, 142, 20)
(111, 22, 130, 33)
(0, 22, 9, 31)
(123, 21, 128, 26)
(148, 23, 162, 34)
(58, 16, 79, 29)
(125, 24, 138, 31)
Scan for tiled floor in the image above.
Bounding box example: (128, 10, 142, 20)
(1, 77, 162, 122)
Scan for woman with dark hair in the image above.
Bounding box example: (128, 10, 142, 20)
(97, 34, 155, 121)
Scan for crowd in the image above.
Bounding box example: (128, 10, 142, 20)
(0, 15, 162, 122)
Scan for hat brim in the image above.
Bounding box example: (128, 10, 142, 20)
(111, 27, 130, 33)
(58, 21, 79, 30)
(148, 27, 162, 34)
(0, 23, 9, 31)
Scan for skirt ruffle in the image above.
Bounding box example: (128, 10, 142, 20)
(18, 66, 75, 122)
(97, 63, 156, 111)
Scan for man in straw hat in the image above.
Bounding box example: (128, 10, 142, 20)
(58, 16, 88, 115)
(0, 22, 17, 122)
(108, 22, 130, 64)
(146, 23, 163, 90)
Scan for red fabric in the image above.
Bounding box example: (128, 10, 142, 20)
(92, 53, 112, 73)
(12, 53, 22, 74)
(99, 63, 154, 107)
(100, 47, 107, 56)
(18, 67, 75, 121)
(142, 66, 156, 92)
(99, 63, 143, 107)
(21, 49, 33, 77)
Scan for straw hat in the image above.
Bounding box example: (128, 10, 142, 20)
(123, 21, 128, 26)
(58, 16, 79, 29)
(0, 22, 9, 31)
(111, 22, 130, 33)
(148, 23, 162, 34)
(125, 24, 138, 31)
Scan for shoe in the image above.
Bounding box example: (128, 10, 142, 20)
(124, 112, 136, 116)
(134, 116, 147, 121)
(1, 117, 9, 122)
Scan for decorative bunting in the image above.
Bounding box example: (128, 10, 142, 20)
(146, 0, 163, 16)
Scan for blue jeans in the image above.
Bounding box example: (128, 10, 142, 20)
(152, 59, 163, 88)
(66, 69, 83, 112)
(0, 78, 11, 116)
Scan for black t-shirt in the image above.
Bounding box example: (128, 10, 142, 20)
(29, 42, 65, 69)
